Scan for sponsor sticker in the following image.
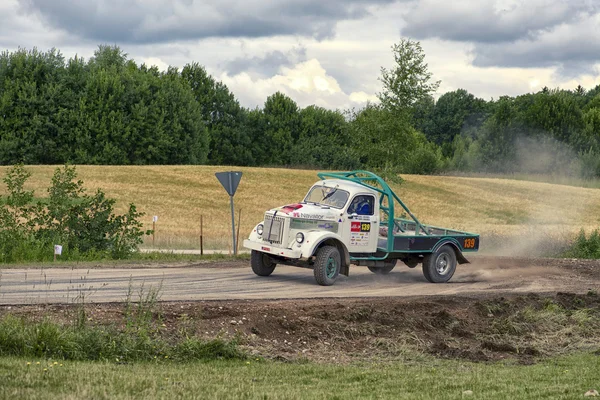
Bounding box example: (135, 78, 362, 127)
(290, 219, 338, 232)
(261, 246, 271, 251)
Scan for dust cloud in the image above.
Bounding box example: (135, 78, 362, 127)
(476, 134, 594, 258)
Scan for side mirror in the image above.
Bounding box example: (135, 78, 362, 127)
(348, 212, 358, 219)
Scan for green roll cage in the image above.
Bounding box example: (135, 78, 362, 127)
(316, 170, 478, 257)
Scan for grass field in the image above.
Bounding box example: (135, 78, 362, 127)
(1, 166, 599, 250)
(1, 354, 599, 399)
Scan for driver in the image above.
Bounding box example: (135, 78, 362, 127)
(349, 196, 372, 215)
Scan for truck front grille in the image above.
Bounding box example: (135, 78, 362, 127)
(263, 214, 285, 244)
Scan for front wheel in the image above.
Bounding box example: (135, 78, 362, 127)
(251, 250, 276, 276)
(422, 245, 457, 283)
(313, 246, 341, 286)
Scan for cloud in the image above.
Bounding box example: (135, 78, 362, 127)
(399, 0, 600, 76)
(222, 46, 307, 78)
(21, 0, 399, 44)
(401, 0, 596, 43)
(470, 13, 600, 76)
(220, 58, 377, 110)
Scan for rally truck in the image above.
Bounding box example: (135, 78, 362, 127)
(243, 170, 479, 286)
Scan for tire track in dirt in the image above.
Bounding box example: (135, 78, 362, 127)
(1, 256, 599, 305)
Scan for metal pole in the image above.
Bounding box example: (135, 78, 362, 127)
(200, 215, 204, 256)
(230, 195, 236, 255)
(236, 208, 242, 253)
(228, 173, 237, 255)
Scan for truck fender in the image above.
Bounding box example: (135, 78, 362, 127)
(302, 233, 351, 276)
(432, 238, 470, 264)
(247, 221, 265, 242)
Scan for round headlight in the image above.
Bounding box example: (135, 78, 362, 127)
(296, 232, 305, 243)
(257, 224, 264, 236)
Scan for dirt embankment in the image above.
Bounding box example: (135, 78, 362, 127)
(3, 291, 600, 365)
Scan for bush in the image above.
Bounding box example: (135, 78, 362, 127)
(0, 164, 151, 263)
(563, 229, 600, 259)
(0, 315, 244, 362)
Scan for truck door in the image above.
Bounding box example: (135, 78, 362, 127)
(343, 194, 378, 253)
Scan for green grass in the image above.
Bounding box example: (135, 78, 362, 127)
(0, 353, 599, 399)
(0, 252, 249, 268)
(0, 314, 245, 363)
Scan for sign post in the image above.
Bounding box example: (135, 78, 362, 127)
(215, 171, 243, 255)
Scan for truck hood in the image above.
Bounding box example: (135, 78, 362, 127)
(270, 203, 341, 222)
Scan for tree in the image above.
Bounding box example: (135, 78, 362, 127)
(260, 92, 301, 165)
(426, 89, 488, 146)
(348, 104, 442, 175)
(181, 63, 253, 165)
(378, 39, 440, 114)
(290, 106, 357, 169)
(0, 48, 68, 164)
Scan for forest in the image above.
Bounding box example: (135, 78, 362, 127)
(1, 43, 599, 178)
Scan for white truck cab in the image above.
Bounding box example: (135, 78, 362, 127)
(244, 178, 380, 285)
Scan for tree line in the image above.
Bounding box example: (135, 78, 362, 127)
(1, 43, 599, 178)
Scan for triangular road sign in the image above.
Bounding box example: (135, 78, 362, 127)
(215, 171, 243, 196)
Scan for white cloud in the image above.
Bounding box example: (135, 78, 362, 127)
(349, 91, 378, 103)
(141, 57, 170, 71)
(220, 58, 374, 109)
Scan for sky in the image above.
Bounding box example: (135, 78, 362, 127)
(2, 0, 600, 110)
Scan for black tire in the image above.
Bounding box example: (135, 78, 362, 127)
(422, 245, 457, 283)
(313, 246, 341, 286)
(251, 250, 276, 277)
(368, 260, 396, 274)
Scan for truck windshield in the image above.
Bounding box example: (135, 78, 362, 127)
(303, 186, 349, 209)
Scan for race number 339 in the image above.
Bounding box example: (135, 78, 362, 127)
(464, 238, 476, 249)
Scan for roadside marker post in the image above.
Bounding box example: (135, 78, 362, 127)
(53, 245, 62, 262)
(215, 171, 243, 255)
(152, 215, 158, 247)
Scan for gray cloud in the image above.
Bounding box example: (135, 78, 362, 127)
(400, 0, 600, 75)
(20, 0, 399, 44)
(222, 46, 307, 78)
(401, 0, 596, 43)
(470, 12, 600, 76)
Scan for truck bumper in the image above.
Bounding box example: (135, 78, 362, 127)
(243, 239, 302, 259)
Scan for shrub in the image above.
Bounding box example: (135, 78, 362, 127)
(0, 164, 151, 262)
(563, 229, 600, 259)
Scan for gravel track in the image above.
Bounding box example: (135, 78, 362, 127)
(1, 256, 598, 305)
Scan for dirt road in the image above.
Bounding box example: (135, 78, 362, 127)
(1, 256, 598, 305)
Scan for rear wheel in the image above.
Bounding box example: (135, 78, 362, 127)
(251, 250, 276, 276)
(313, 246, 341, 286)
(368, 260, 397, 274)
(422, 245, 457, 283)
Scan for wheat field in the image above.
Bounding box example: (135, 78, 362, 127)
(0, 165, 599, 250)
